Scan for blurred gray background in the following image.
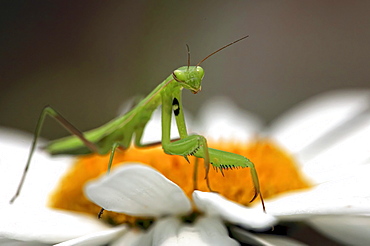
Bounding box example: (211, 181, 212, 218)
(1, 1, 370, 139)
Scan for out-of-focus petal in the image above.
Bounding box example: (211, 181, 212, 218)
(0, 238, 48, 246)
(196, 97, 263, 143)
(230, 226, 308, 246)
(307, 215, 370, 246)
(193, 216, 240, 246)
(111, 229, 152, 246)
(269, 89, 370, 164)
(151, 216, 239, 246)
(193, 191, 276, 231)
(138, 107, 193, 144)
(54, 225, 128, 246)
(301, 114, 370, 183)
(0, 205, 110, 244)
(151, 217, 182, 246)
(256, 165, 370, 220)
(85, 164, 192, 217)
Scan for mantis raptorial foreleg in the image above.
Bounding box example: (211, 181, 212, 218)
(159, 77, 265, 210)
(193, 148, 263, 206)
(162, 135, 264, 209)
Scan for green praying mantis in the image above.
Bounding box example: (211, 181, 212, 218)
(10, 36, 266, 212)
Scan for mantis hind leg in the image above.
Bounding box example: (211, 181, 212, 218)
(10, 106, 100, 203)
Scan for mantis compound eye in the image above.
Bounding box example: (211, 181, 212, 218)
(172, 72, 181, 82)
(172, 70, 186, 82)
(195, 66, 204, 79)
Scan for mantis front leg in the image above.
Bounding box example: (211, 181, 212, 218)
(192, 147, 265, 210)
(160, 89, 211, 185)
(163, 136, 264, 210)
(161, 89, 265, 210)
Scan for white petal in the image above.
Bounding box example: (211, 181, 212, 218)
(270, 89, 370, 163)
(308, 215, 370, 246)
(151, 217, 182, 245)
(0, 127, 72, 207)
(301, 114, 370, 183)
(230, 226, 308, 246)
(193, 191, 276, 231)
(256, 235, 307, 246)
(193, 216, 240, 246)
(152, 216, 239, 246)
(111, 229, 152, 246)
(196, 97, 263, 143)
(0, 237, 48, 246)
(258, 167, 370, 220)
(85, 164, 192, 217)
(0, 205, 109, 244)
(54, 225, 127, 246)
(139, 107, 193, 144)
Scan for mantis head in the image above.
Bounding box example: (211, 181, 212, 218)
(172, 35, 248, 94)
(172, 66, 204, 94)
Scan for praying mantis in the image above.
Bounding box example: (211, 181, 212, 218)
(10, 36, 265, 212)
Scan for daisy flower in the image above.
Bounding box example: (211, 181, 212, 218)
(1, 89, 370, 245)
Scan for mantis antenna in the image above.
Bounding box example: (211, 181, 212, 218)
(186, 44, 190, 70)
(196, 35, 249, 67)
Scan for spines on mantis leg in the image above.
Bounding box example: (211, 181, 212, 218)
(192, 147, 255, 172)
(191, 146, 265, 211)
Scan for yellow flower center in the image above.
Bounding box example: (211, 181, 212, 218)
(49, 139, 311, 225)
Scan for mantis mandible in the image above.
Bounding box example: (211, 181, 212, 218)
(10, 36, 265, 212)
